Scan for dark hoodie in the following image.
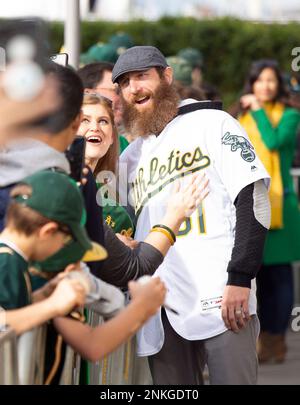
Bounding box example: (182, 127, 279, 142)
(0, 138, 70, 229)
(0, 138, 104, 274)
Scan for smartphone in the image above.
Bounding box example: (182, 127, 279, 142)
(50, 53, 68, 67)
(65, 136, 86, 184)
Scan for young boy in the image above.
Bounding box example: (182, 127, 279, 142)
(0, 170, 168, 355)
(2, 169, 209, 372)
(0, 170, 106, 334)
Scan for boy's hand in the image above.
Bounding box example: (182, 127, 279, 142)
(49, 278, 86, 316)
(38, 262, 82, 299)
(128, 277, 166, 318)
(39, 272, 68, 299)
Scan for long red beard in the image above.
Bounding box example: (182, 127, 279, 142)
(121, 80, 180, 137)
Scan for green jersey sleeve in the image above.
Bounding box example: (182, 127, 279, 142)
(0, 245, 31, 310)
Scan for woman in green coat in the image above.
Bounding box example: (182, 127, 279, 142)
(238, 59, 300, 363)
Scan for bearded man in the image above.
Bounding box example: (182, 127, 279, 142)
(113, 46, 271, 385)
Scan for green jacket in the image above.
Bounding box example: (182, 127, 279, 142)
(0, 243, 31, 309)
(251, 107, 300, 264)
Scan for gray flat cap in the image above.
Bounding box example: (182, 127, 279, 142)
(112, 46, 168, 83)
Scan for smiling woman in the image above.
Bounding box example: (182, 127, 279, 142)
(77, 93, 134, 238)
(78, 94, 119, 177)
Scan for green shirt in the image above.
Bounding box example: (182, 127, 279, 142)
(0, 242, 31, 310)
(119, 135, 129, 154)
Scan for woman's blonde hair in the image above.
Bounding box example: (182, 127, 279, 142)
(82, 93, 119, 178)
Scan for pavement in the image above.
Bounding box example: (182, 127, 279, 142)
(257, 330, 300, 385)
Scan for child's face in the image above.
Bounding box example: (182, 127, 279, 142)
(31, 222, 72, 261)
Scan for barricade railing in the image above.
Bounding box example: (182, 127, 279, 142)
(85, 310, 152, 386)
(0, 315, 152, 385)
(0, 328, 19, 385)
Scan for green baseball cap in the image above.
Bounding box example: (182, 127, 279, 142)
(102, 198, 134, 236)
(14, 171, 107, 267)
(178, 48, 203, 69)
(166, 56, 193, 86)
(38, 240, 106, 273)
(87, 43, 119, 63)
(109, 32, 134, 54)
(79, 52, 93, 66)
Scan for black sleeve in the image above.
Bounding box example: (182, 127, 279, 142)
(98, 223, 164, 288)
(226, 182, 268, 288)
(81, 169, 105, 276)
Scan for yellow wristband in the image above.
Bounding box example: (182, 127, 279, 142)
(150, 227, 175, 245)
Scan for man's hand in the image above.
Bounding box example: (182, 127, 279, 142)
(221, 285, 251, 332)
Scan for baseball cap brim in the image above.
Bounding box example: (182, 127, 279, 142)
(69, 222, 107, 261)
(70, 223, 108, 262)
(37, 239, 107, 273)
(112, 62, 167, 84)
(82, 242, 107, 262)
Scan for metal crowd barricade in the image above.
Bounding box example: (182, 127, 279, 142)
(59, 345, 81, 385)
(0, 315, 153, 385)
(85, 310, 152, 385)
(0, 324, 53, 385)
(87, 311, 129, 385)
(0, 328, 19, 385)
(17, 326, 47, 385)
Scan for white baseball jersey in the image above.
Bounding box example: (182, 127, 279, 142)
(120, 99, 270, 356)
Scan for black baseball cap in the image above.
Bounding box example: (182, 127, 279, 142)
(112, 46, 168, 84)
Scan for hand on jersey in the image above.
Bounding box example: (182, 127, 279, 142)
(221, 285, 251, 333)
(167, 172, 209, 220)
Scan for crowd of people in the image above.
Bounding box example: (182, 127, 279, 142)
(0, 22, 300, 385)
